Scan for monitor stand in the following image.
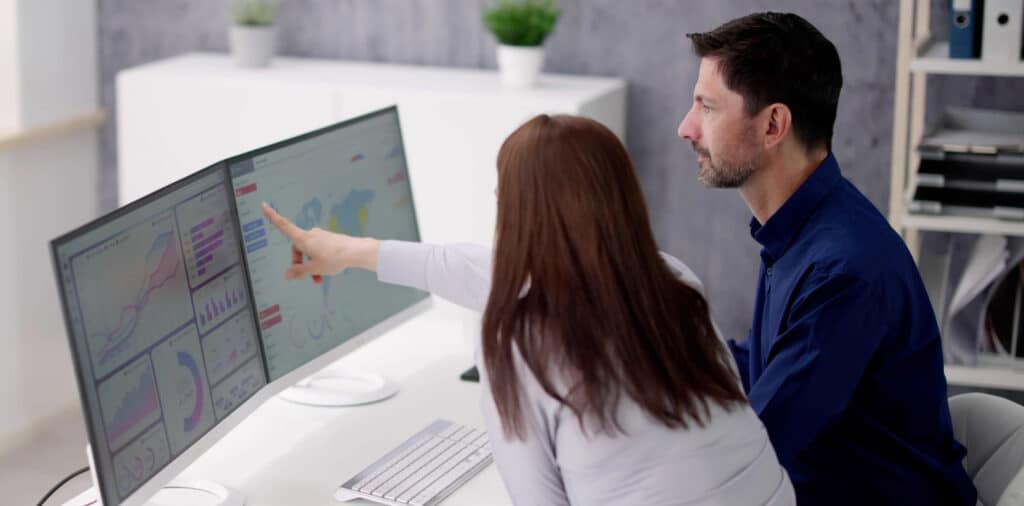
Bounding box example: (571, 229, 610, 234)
(64, 446, 245, 506)
(146, 479, 245, 505)
(63, 481, 244, 506)
(277, 369, 398, 407)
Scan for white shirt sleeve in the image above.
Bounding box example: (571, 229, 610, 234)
(477, 358, 571, 506)
(376, 240, 493, 312)
(376, 243, 700, 316)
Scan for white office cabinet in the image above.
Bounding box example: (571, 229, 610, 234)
(117, 53, 627, 247)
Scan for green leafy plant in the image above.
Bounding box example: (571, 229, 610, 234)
(230, 0, 278, 27)
(482, 0, 561, 47)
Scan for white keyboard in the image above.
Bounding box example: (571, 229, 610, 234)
(335, 419, 492, 506)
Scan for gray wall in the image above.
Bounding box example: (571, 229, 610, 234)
(96, 0, 1024, 340)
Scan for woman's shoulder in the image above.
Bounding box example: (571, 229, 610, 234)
(658, 251, 704, 294)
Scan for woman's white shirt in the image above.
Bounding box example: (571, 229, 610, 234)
(376, 240, 795, 506)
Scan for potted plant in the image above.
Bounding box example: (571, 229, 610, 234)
(229, 0, 278, 68)
(482, 0, 561, 88)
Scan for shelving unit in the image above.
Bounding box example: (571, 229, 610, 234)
(903, 213, 1024, 237)
(911, 39, 1024, 77)
(889, 0, 1024, 391)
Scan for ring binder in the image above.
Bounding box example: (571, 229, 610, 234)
(950, 0, 984, 59)
(982, 0, 1024, 61)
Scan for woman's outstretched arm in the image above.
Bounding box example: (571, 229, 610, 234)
(262, 202, 493, 312)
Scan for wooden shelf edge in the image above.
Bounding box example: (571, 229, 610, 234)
(0, 109, 107, 151)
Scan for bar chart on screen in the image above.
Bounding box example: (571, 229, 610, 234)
(97, 356, 161, 452)
(176, 183, 240, 288)
(192, 265, 248, 335)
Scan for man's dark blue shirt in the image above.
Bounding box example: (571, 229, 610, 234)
(728, 153, 976, 504)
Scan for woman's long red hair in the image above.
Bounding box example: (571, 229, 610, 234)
(482, 114, 745, 439)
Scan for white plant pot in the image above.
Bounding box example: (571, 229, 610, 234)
(496, 45, 545, 89)
(229, 25, 275, 68)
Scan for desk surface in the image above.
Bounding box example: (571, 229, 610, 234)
(178, 301, 509, 505)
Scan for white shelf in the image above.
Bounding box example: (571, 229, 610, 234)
(903, 212, 1024, 237)
(911, 40, 1024, 77)
(946, 364, 1024, 391)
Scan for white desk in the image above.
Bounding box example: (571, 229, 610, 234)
(187, 301, 509, 505)
(65, 300, 510, 506)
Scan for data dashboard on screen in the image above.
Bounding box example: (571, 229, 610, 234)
(52, 167, 267, 503)
(229, 107, 427, 381)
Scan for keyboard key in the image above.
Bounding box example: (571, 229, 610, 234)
(382, 439, 458, 501)
(447, 426, 471, 441)
(409, 460, 480, 505)
(374, 437, 453, 497)
(457, 428, 482, 442)
(389, 442, 465, 502)
(437, 421, 460, 439)
(364, 437, 445, 494)
(350, 434, 431, 491)
(396, 445, 477, 504)
(466, 431, 488, 447)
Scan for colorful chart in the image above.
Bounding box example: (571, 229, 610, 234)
(98, 356, 161, 452)
(230, 109, 427, 380)
(192, 265, 248, 335)
(175, 184, 240, 287)
(178, 351, 203, 433)
(211, 358, 265, 420)
(151, 326, 214, 454)
(112, 423, 171, 498)
(75, 212, 193, 379)
(201, 310, 259, 385)
(291, 191, 373, 341)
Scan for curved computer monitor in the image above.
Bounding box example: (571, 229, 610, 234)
(50, 106, 431, 505)
(51, 164, 271, 506)
(226, 106, 430, 387)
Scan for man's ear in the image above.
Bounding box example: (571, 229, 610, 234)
(763, 103, 792, 149)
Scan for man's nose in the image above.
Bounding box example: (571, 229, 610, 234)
(678, 110, 699, 141)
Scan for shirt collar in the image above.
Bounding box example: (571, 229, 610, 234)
(749, 152, 842, 264)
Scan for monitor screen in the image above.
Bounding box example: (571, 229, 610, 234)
(51, 166, 267, 504)
(228, 106, 428, 381)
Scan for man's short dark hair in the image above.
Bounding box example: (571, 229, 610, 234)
(687, 12, 843, 152)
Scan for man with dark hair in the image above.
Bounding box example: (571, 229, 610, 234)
(678, 12, 976, 504)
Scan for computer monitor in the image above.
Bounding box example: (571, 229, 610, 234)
(51, 106, 432, 505)
(227, 106, 429, 402)
(51, 164, 268, 506)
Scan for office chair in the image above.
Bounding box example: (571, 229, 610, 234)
(949, 392, 1024, 506)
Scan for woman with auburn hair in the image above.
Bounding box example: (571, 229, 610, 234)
(261, 114, 794, 505)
